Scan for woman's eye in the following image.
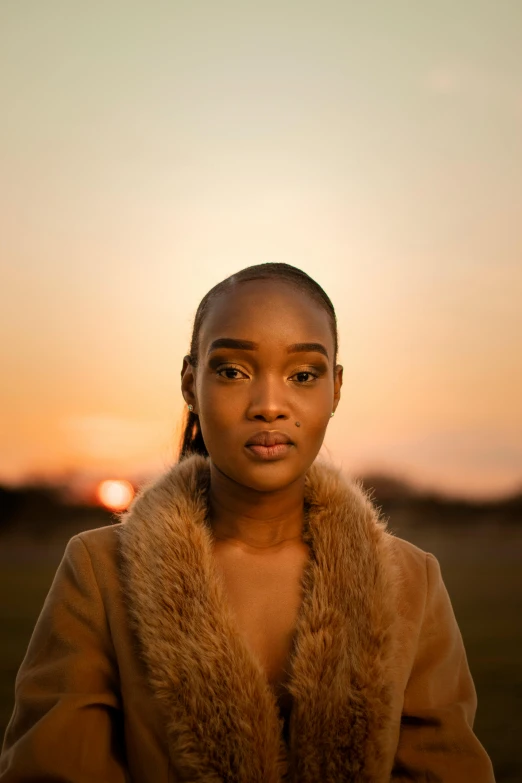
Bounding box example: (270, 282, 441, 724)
(216, 366, 248, 380)
(215, 367, 318, 383)
(292, 371, 317, 384)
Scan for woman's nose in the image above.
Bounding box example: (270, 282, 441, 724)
(247, 377, 290, 422)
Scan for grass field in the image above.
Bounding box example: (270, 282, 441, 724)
(1, 517, 521, 781)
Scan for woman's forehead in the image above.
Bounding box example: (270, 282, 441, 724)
(198, 280, 333, 355)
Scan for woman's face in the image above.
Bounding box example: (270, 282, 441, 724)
(181, 279, 343, 492)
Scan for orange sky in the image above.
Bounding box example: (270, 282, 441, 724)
(1, 2, 521, 500)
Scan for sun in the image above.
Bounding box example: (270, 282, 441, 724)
(96, 479, 135, 511)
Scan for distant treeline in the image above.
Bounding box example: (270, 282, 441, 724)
(0, 473, 521, 539)
(0, 485, 112, 538)
(358, 473, 522, 525)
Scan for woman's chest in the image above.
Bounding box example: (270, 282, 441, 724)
(211, 541, 310, 692)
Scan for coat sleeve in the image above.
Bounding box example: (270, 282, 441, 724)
(392, 551, 495, 782)
(0, 534, 129, 782)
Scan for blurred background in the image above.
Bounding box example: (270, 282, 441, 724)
(1, 1, 521, 779)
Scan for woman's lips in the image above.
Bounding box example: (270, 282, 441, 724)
(246, 443, 293, 460)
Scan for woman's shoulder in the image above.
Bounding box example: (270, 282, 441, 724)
(387, 532, 431, 569)
(74, 521, 123, 558)
(73, 521, 433, 570)
(62, 523, 125, 596)
(384, 531, 437, 600)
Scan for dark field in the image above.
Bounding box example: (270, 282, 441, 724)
(1, 514, 521, 781)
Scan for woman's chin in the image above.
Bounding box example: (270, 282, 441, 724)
(211, 454, 305, 493)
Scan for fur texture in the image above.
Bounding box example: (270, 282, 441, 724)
(118, 455, 404, 782)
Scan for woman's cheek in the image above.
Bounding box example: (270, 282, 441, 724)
(201, 388, 238, 430)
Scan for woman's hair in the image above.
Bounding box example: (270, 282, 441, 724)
(178, 262, 338, 460)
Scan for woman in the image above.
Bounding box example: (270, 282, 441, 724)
(0, 263, 495, 782)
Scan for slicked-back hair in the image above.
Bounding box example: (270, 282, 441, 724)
(179, 263, 338, 460)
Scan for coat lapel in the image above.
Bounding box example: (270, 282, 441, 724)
(118, 455, 402, 782)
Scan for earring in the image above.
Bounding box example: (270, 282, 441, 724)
(330, 411, 335, 417)
(188, 404, 194, 412)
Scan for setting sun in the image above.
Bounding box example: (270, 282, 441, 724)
(96, 479, 135, 511)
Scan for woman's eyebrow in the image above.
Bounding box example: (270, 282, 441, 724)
(207, 338, 329, 358)
(288, 342, 329, 359)
(207, 338, 257, 354)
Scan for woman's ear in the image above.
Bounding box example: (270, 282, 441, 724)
(181, 355, 197, 411)
(333, 364, 343, 412)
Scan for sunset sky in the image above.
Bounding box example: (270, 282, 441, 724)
(1, 2, 521, 499)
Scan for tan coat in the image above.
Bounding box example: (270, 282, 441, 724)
(0, 455, 495, 781)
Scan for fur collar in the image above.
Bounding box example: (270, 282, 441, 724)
(118, 454, 402, 782)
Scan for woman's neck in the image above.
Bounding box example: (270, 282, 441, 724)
(208, 461, 306, 551)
